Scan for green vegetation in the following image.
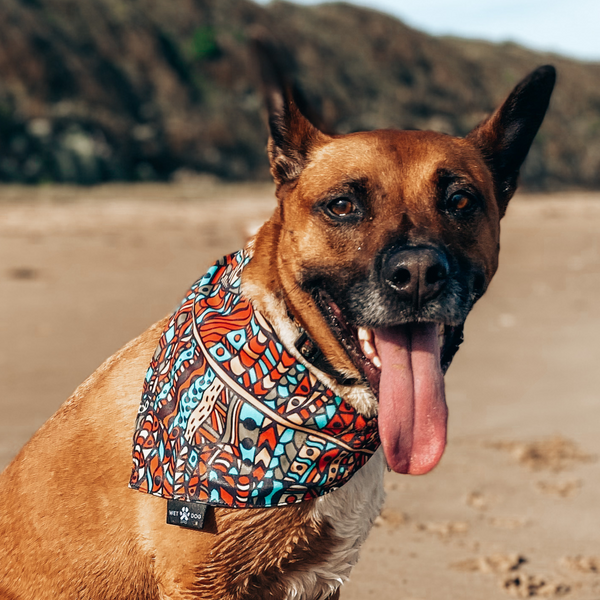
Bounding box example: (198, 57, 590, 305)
(190, 26, 220, 61)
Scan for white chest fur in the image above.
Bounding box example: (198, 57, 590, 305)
(284, 448, 386, 599)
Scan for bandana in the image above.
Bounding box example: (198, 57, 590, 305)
(129, 249, 380, 508)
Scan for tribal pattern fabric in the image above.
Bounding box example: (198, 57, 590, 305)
(129, 249, 380, 508)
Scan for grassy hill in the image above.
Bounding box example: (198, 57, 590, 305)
(1, 0, 599, 189)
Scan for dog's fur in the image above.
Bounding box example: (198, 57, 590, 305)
(0, 51, 555, 599)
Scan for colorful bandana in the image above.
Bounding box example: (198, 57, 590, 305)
(129, 249, 380, 508)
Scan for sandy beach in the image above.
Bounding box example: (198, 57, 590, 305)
(1, 182, 599, 599)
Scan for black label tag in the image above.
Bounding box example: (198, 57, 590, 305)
(166, 499, 207, 530)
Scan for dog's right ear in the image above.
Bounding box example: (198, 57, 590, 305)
(252, 38, 328, 191)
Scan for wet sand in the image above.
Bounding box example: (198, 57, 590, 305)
(1, 182, 599, 599)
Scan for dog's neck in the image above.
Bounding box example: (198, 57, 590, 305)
(242, 224, 378, 418)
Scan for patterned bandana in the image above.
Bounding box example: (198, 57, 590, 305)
(129, 249, 380, 508)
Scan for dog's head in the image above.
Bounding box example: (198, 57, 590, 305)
(247, 42, 555, 476)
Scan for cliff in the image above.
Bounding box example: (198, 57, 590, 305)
(1, 0, 599, 188)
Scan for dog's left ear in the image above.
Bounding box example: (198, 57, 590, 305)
(467, 65, 556, 217)
(252, 37, 328, 192)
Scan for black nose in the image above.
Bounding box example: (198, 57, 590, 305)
(382, 246, 450, 307)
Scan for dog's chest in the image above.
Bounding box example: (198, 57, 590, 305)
(283, 448, 386, 599)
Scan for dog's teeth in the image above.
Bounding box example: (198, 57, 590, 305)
(358, 327, 371, 341)
(358, 332, 382, 371)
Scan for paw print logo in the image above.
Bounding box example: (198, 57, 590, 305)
(180, 506, 190, 523)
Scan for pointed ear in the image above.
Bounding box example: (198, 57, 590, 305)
(252, 37, 328, 190)
(467, 65, 556, 217)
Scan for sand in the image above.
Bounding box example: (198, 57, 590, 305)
(1, 182, 600, 599)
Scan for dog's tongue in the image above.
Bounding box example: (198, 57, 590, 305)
(374, 323, 448, 475)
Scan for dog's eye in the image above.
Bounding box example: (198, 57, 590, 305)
(445, 192, 478, 216)
(327, 198, 355, 217)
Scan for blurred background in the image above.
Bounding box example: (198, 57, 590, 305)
(1, 0, 600, 189)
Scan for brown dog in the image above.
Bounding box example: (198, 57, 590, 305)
(0, 51, 554, 599)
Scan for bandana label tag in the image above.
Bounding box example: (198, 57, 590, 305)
(166, 499, 207, 530)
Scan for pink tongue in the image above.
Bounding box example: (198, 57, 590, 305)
(373, 324, 448, 475)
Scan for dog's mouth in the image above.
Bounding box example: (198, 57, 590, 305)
(314, 289, 463, 475)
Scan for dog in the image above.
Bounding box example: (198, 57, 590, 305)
(0, 45, 555, 599)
